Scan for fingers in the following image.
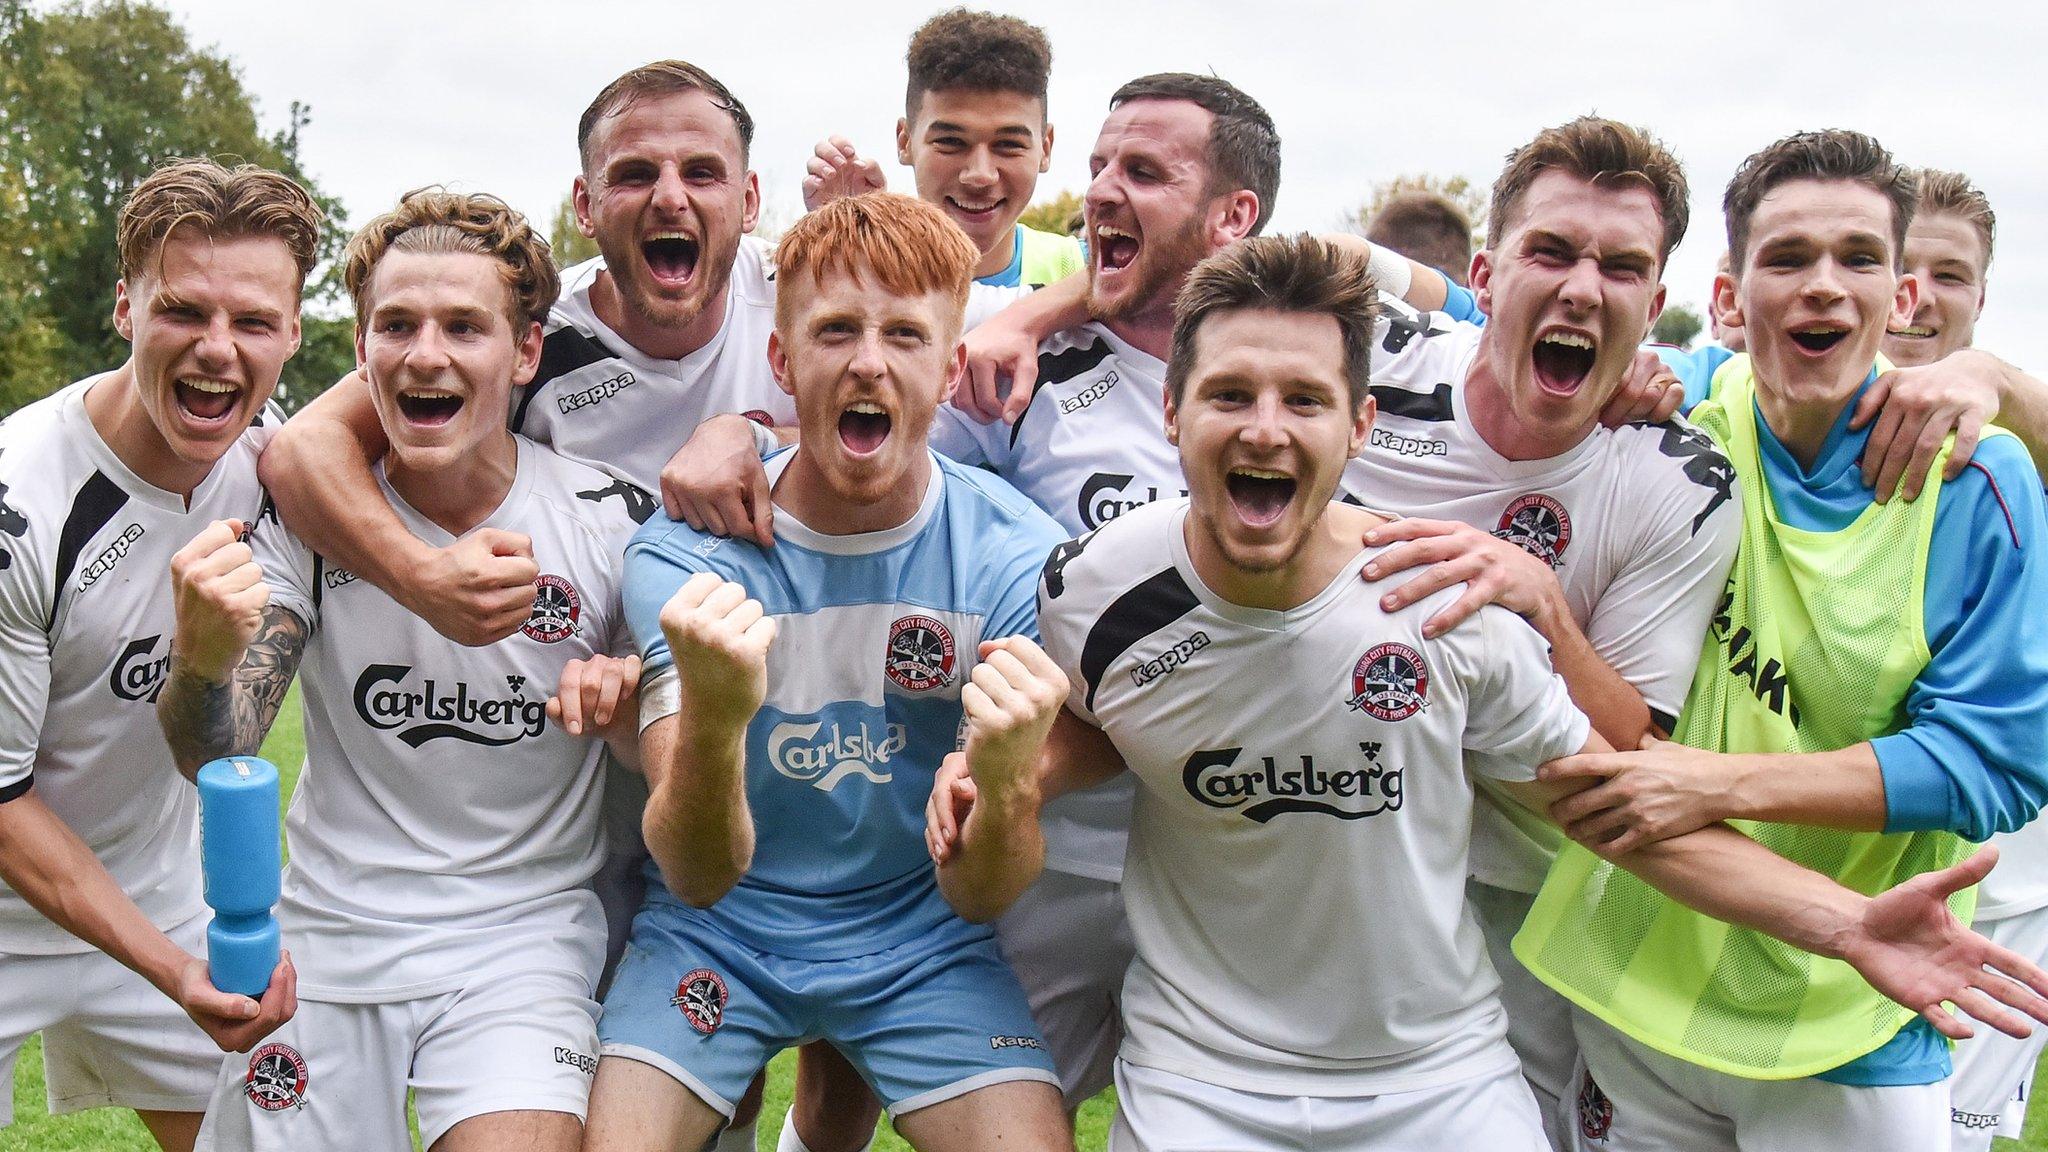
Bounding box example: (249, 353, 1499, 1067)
(1421, 584, 1494, 639)
(476, 528, 537, 564)
(1918, 1001, 1973, 1042)
(1950, 984, 2035, 1041)
(1648, 374, 1685, 423)
(1001, 350, 1040, 427)
(1537, 754, 1614, 784)
(1932, 845, 2001, 898)
(1859, 397, 1912, 499)
(1361, 517, 1455, 548)
(1896, 414, 1956, 503)
(171, 519, 246, 574)
(1945, 412, 1985, 481)
(965, 350, 1003, 424)
(1849, 372, 1895, 431)
(745, 453, 776, 548)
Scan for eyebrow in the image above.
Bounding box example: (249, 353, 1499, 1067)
(925, 120, 1035, 138)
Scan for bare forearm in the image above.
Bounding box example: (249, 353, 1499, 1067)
(0, 796, 190, 993)
(1984, 351, 2048, 477)
(1541, 611, 1655, 747)
(1011, 271, 1091, 336)
(1716, 744, 1889, 831)
(158, 608, 306, 782)
(938, 783, 1044, 922)
(261, 376, 430, 596)
(644, 723, 754, 907)
(1615, 824, 1867, 960)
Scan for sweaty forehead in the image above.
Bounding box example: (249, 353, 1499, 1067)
(591, 89, 744, 169)
(1504, 171, 1663, 256)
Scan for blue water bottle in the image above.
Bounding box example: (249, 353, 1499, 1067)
(197, 756, 281, 996)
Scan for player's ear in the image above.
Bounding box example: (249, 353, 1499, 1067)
(768, 330, 794, 398)
(1470, 249, 1495, 315)
(113, 279, 134, 341)
(742, 171, 761, 236)
(511, 319, 544, 387)
(1713, 267, 1743, 332)
(896, 118, 913, 167)
(1039, 121, 1055, 173)
(1350, 394, 1375, 457)
(1213, 190, 1259, 245)
(1164, 386, 1181, 446)
(572, 174, 597, 238)
(1890, 270, 1920, 335)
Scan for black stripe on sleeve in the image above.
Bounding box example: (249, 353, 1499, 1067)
(510, 327, 617, 433)
(1648, 707, 1678, 736)
(1367, 383, 1455, 423)
(0, 776, 30, 804)
(48, 471, 129, 630)
(1010, 337, 1114, 450)
(1079, 566, 1201, 712)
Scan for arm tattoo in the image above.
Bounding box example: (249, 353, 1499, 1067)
(159, 605, 309, 781)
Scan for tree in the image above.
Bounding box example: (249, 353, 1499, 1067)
(1651, 304, 1704, 350)
(547, 192, 599, 267)
(1018, 190, 1083, 237)
(0, 0, 351, 417)
(1339, 174, 1488, 246)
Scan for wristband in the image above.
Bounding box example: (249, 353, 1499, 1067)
(748, 417, 779, 459)
(1363, 241, 1415, 303)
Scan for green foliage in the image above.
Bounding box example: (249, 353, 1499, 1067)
(1652, 304, 1705, 350)
(548, 192, 600, 268)
(1340, 173, 1488, 246)
(0, 0, 348, 418)
(1018, 189, 1084, 237)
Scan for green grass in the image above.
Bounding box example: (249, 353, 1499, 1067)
(0, 689, 2020, 1149)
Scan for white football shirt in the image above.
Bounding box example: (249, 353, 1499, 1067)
(930, 322, 1183, 882)
(1038, 500, 1591, 1096)
(1343, 321, 1742, 893)
(0, 377, 271, 953)
(254, 438, 643, 999)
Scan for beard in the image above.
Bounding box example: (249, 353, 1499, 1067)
(1087, 213, 1213, 323)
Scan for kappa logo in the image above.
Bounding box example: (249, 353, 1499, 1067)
(557, 370, 635, 414)
(1494, 493, 1572, 567)
(522, 574, 582, 644)
(1182, 743, 1404, 822)
(109, 634, 170, 703)
(0, 477, 24, 572)
(78, 523, 144, 588)
(885, 615, 955, 691)
(353, 664, 549, 747)
(673, 968, 728, 1035)
(1577, 1072, 1614, 1142)
(553, 1046, 597, 1076)
(768, 719, 906, 791)
(321, 564, 358, 590)
(1041, 533, 1094, 600)
(245, 1042, 309, 1111)
(1348, 643, 1429, 721)
(1057, 370, 1119, 414)
(1078, 472, 1185, 531)
(576, 477, 658, 524)
(1131, 631, 1209, 688)
(1370, 427, 1447, 457)
(989, 1035, 1044, 1051)
(1655, 420, 1737, 535)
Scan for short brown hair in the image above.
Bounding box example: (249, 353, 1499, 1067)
(1912, 167, 1996, 272)
(1110, 73, 1281, 235)
(1168, 234, 1379, 407)
(117, 158, 323, 285)
(774, 193, 979, 335)
(906, 9, 1051, 118)
(343, 188, 559, 330)
(1724, 130, 1914, 270)
(1364, 192, 1474, 286)
(1487, 117, 1689, 265)
(578, 61, 755, 171)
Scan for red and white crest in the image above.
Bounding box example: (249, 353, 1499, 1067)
(522, 574, 582, 644)
(1348, 643, 1429, 722)
(245, 1042, 309, 1112)
(885, 615, 956, 692)
(672, 967, 729, 1035)
(1495, 492, 1573, 567)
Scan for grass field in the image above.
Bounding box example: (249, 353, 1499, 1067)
(0, 687, 2031, 1149)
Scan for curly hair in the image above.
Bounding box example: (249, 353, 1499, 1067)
(905, 9, 1052, 117)
(118, 158, 324, 284)
(343, 188, 559, 329)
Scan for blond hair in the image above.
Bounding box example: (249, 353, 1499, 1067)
(343, 188, 558, 329)
(117, 158, 323, 284)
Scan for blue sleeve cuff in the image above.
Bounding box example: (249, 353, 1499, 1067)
(1439, 282, 1482, 325)
(1875, 729, 2006, 840)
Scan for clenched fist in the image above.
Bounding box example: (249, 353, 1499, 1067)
(961, 637, 1069, 800)
(660, 572, 777, 735)
(169, 519, 269, 682)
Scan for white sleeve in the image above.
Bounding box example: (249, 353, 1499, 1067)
(247, 512, 318, 631)
(0, 541, 50, 799)
(928, 402, 1004, 470)
(1586, 439, 1742, 731)
(1454, 605, 1592, 782)
(962, 282, 1031, 332)
(1035, 537, 1100, 724)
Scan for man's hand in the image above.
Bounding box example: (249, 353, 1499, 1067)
(1599, 350, 1687, 428)
(1361, 517, 1568, 639)
(926, 752, 977, 866)
(173, 951, 298, 1053)
(405, 529, 539, 647)
(959, 315, 1044, 426)
(660, 414, 774, 546)
(1837, 847, 2048, 1041)
(548, 654, 643, 742)
(660, 573, 776, 735)
(169, 519, 269, 683)
(801, 136, 887, 211)
(1541, 736, 1730, 854)
(962, 637, 1069, 797)
(1853, 352, 1999, 502)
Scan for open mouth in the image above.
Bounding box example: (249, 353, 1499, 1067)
(1095, 224, 1140, 273)
(838, 401, 891, 457)
(397, 388, 464, 427)
(1789, 324, 1850, 354)
(1531, 330, 1597, 395)
(1891, 325, 1937, 340)
(174, 378, 239, 422)
(945, 195, 1006, 225)
(642, 231, 700, 288)
(1225, 468, 1296, 528)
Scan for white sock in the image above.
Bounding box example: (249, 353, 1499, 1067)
(774, 1109, 878, 1152)
(712, 1117, 758, 1152)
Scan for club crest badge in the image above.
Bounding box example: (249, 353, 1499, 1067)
(1494, 492, 1573, 567)
(245, 1042, 309, 1111)
(1577, 1072, 1615, 1141)
(885, 615, 956, 692)
(673, 967, 729, 1035)
(1348, 643, 1429, 721)
(522, 574, 581, 644)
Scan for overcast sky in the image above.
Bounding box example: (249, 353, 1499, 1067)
(146, 0, 2048, 366)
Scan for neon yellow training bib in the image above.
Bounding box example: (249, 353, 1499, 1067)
(1514, 354, 1985, 1080)
(1018, 224, 1084, 288)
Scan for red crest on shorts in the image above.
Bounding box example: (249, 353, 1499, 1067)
(1495, 492, 1573, 567)
(245, 1042, 309, 1111)
(741, 410, 774, 427)
(522, 574, 581, 644)
(1577, 1072, 1614, 1141)
(885, 615, 956, 692)
(672, 967, 729, 1035)
(1348, 643, 1429, 721)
